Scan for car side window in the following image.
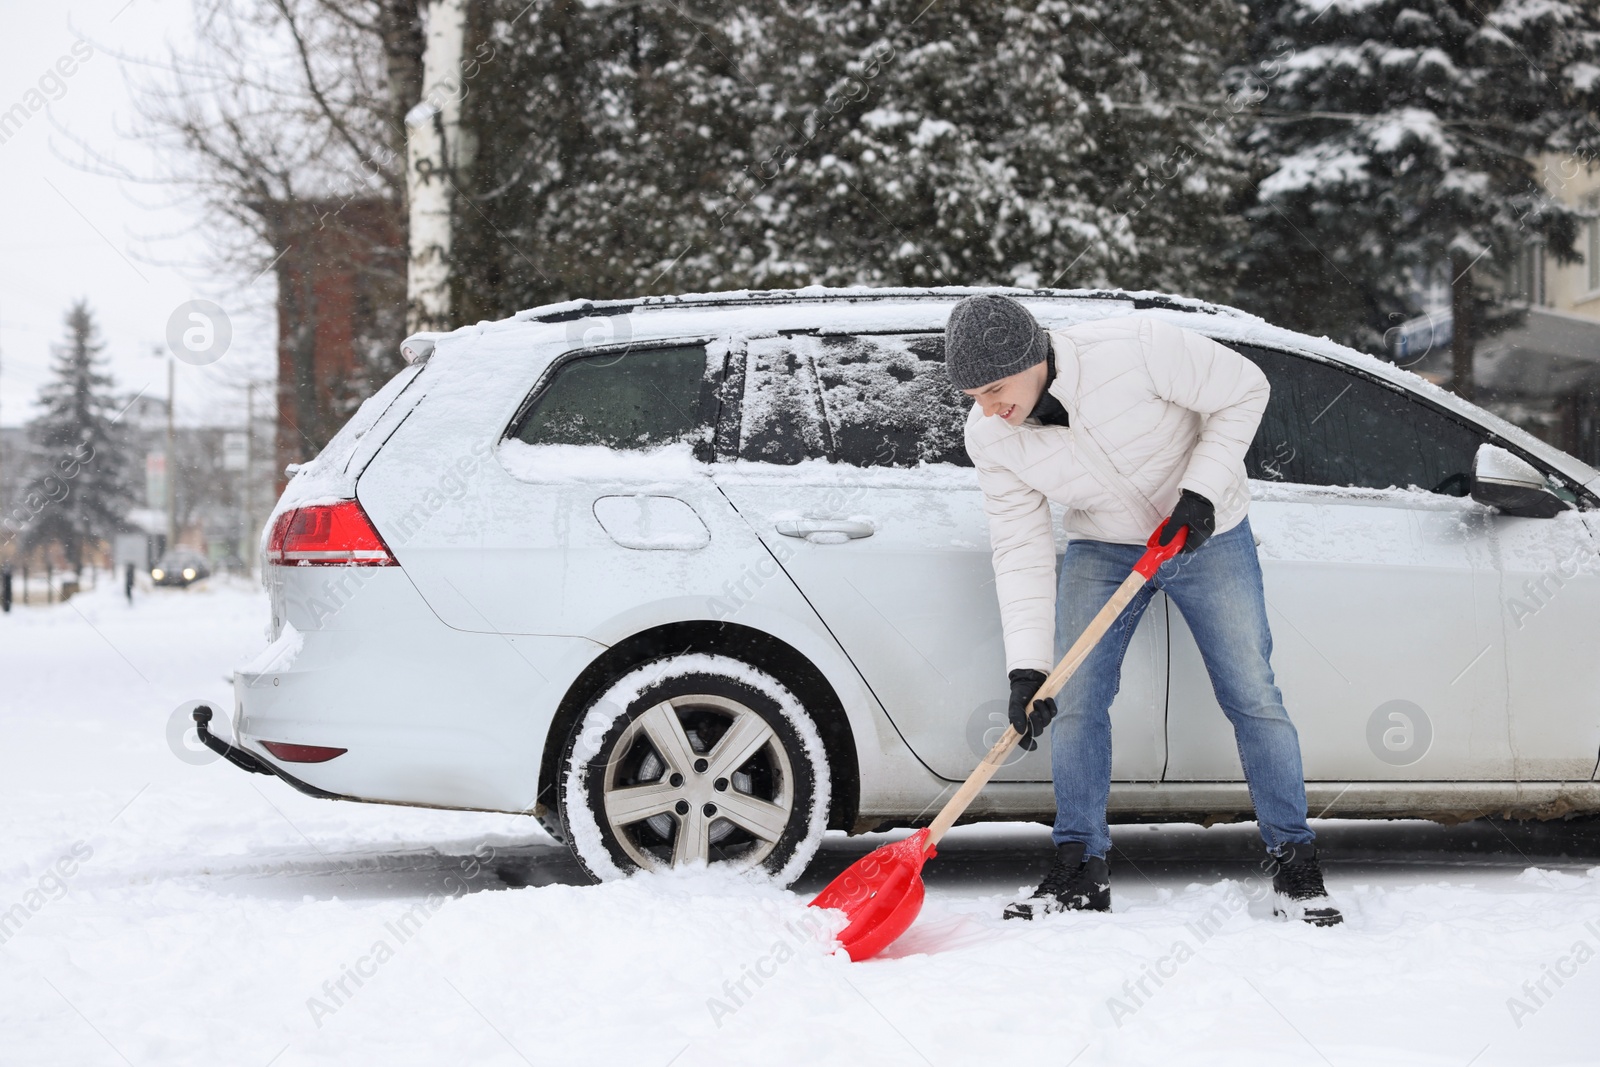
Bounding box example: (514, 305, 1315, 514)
(1241, 345, 1485, 495)
(737, 337, 829, 464)
(807, 333, 972, 468)
(512, 345, 712, 452)
(736, 334, 971, 468)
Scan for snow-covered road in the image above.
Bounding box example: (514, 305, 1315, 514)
(3, 581, 1599, 1065)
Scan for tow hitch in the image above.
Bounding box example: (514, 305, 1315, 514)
(193, 705, 272, 774)
(192, 705, 350, 801)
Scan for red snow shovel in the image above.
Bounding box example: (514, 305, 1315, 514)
(809, 521, 1189, 961)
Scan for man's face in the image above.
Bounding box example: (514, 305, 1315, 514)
(961, 360, 1048, 427)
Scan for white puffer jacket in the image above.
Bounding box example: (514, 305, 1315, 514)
(964, 313, 1269, 674)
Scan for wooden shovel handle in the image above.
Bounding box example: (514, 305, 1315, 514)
(924, 521, 1187, 849)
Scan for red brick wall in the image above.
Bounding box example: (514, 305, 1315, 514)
(271, 198, 404, 495)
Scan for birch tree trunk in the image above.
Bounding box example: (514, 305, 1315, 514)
(406, 0, 470, 333)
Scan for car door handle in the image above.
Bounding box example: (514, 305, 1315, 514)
(774, 519, 875, 544)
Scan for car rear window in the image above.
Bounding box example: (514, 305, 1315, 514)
(316, 362, 424, 478)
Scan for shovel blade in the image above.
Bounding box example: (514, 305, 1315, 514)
(808, 828, 935, 961)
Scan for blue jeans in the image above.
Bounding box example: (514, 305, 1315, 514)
(1049, 516, 1314, 858)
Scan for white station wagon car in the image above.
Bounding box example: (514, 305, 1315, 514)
(202, 286, 1600, 886)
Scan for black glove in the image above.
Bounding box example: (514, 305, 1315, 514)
(1159, 489, 1215, 553)
(1007, 668, 1057, 751)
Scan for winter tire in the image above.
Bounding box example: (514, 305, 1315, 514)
(559, 653, 831, 886)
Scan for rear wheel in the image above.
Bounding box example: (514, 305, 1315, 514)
(559, 654, 830, 886)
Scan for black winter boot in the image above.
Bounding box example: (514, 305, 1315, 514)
(1268, 842, 1342, 926)
(1003, 842, 1111, 920)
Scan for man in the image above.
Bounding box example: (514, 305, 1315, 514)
(945, 293, 1340, 927)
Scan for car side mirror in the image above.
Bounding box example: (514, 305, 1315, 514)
(1471, 444, 1569, 518)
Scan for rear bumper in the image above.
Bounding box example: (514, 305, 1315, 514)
(192, 703, 354, 801)
(236, 568, 605, 812)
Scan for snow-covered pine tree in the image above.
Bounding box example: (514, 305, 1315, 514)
(21, 301, 135, 578)
(459, 0, 1254, 311)
(459, 0, 782, 312)
(728, 0, 1253, 298)
(1230, 0, 1600, 356)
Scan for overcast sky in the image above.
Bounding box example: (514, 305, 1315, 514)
(0, 0, 275, 429)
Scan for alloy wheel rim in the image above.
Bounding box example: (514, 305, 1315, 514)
(601, 694, 795, 871)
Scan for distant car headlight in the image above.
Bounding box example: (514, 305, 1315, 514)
(182, 567, 197, 581)
(151, 568, 165, 580)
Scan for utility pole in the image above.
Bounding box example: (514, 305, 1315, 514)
(244, 380, 254, 575)
(233, 374, 273, 577)
(166, 355, 177, 551)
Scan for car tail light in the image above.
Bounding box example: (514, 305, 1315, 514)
(266, 501, 397, 566)
(261, 740, 348, 763)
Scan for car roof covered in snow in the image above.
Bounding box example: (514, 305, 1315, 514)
(406, 285, 1600, 496)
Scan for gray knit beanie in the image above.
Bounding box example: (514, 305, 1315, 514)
(943, 295, 1049, 390)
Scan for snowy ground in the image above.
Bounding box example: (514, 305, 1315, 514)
(4, 580, 1600, 1066)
